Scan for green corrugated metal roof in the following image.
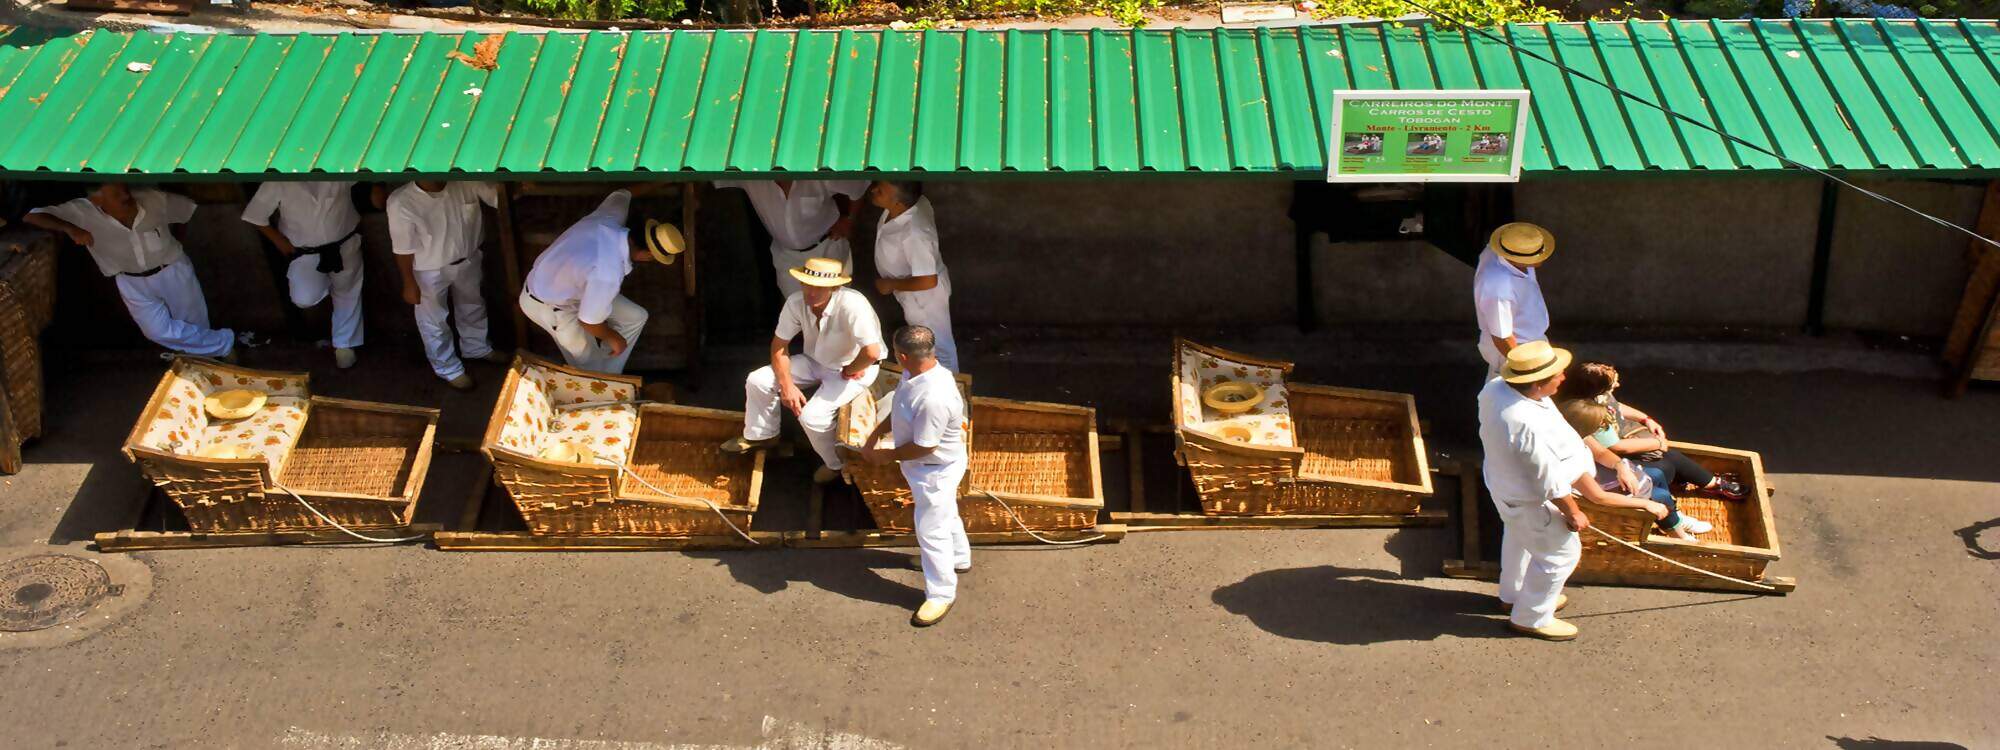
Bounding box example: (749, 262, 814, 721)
(0, 20, 1996, 179)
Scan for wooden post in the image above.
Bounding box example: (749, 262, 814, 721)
(1456, 458, 1482, 566)
(1944, 181, 2000, 397)
(495, 182, 529, 351)
(1804, 179, 1838, 336)
(682, 182, 703, 371)
(1123, 425, 1146, 514)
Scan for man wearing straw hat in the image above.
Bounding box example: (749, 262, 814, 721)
(1472, 222, 1555, 379)
(866, 181, 958, 373)
(387, 180, 506, 391)
(1479, 340, 1653, 641)
(240, 181, 380, 370)
(721, 256, 885, 485)
(25, 184, 261, 361)
(712, 180, 869, 300)
(520, 187, 683, 374)
(858, 325, 971, 627)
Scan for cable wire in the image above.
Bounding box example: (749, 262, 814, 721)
(274, 484, 429, 544)
(1586, 524, 1778, 591)
(591, 456, 764, 545)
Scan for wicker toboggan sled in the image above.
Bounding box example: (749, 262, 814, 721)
(1171, 339, 1432, 517)
(1568, 442, 1788, 591)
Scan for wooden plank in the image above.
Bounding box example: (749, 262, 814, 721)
(433, 530, 782, 551)
(455, 464, 492, 532)
(1114, 509, 1448, 530)
(1441, 559, 1796, 595)
(805, 478, 826, 541)
(1122, 425, 1145, 514)
(780, 524, 1126, 549)
(94, 523, 441, 552)
(1454, 458, 1482, 566)
(495, 182, 529, 351)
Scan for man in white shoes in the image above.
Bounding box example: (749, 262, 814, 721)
(1472, 222, 1555, 380)
(520, 187, 683, 374)
(387, 180, 506, 390)
(241, 181, 374, 369)
(1479, 341, 1657, 641)
(25, 184, 259, 360)
(721, 257, 883, 485)
(866, 181, 957, 372)
(858, 325, 969, 627)
(712, 179, 868, 299)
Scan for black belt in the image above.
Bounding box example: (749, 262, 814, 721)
(121, 264, 168, 279)
(450, 255, 469, 266)
(292, 230, 358, 275)
(526, 290, 575, 311)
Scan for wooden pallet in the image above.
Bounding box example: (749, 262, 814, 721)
(93, 484, 439, 552)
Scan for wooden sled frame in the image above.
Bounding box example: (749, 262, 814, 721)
(93, 474, 440, 552)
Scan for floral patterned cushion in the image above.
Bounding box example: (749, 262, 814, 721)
(1177, 346, 1296, 449)
(494, 364, 640, 461)
(548, 404, 640, 464)
(137, 374, 209, 454)
(135, 361, 312, 462)
(495, 368, 556, 455)
(198, 397, 310, 472)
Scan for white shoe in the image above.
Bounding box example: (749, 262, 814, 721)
(334, 348, 357, 369)
(911, 599, 953, 627)
(1678, 516, 1713, 535)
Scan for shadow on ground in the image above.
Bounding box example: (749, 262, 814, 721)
(687, 548, 922, 609)
(1211, 566, 1506, 644)
(1828, 738, 1968, 750)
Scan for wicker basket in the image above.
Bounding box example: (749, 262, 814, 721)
(0, 236, 57, 472)
(1172, 339, 1432, 517)
(839, 367, 1104, 533)
(482, 353, 763, 537)
(1573, 442, 1783, 587)
(121, 359, 439, 533)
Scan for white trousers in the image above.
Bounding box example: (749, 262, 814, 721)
(116, 258, 234, 357)
(1496, 500, 1581, 629)
(287, 236, 364, 349)
(520, 290, 649, 375)
(896, 293, 958, 373)
(743, 354, 877, 470)
(904, 459, 970, 603)
(412, 254, 492, 381)
(771, 238, 852, 299)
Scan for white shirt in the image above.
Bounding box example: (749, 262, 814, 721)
(775, 287, 883, 368)
(1472, 248, 1549, 344)
(32, 189, 195, 277)
(525, 190, 633, 326)
(1477, 377, 1594, 510)
(240, 181, 360, 247)
(874, 197, 951, 309)
(713, 180, 868, 251)
(387, 182, 499, 271)
(892, 363, 967, 466)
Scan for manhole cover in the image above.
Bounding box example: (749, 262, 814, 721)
(0, 555, 114, 632)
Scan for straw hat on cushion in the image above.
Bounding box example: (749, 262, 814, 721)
(787, 257, 851, 288)
(203, 389, 267, 420)
(1489, 222, 1555, 266)
(1500, 341, 1573, 384)
(642, 219, 685, 265)
(539, 440, 598, 466)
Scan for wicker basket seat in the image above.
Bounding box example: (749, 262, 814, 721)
(1573, 442, 1784, 587)
(482, 354, 763, 537)
(1172, 339, 1432, 517)
(122, 358, 439, 533)
(839, 366, 1104, 533)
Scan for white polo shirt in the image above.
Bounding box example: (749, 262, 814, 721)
(892, 363, 967, 467)
(525, 190, 633, 326)
(714, 180, 868, 251)
(775, 287, 883, 368)
(240, 181, 360, 247)
(874, 196, 951, 310)
(1472, 248, 1549, 344)
(31, 189, 195, 277)
(387, 182, 499, 271)
(1477, 377, 1594, 512)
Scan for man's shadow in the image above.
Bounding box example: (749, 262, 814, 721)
(687, 548, 922, 609)
(1212, 566, 1507, 645)
(1955, 518, 2000, 560)
(1828, 737, 1967, 750)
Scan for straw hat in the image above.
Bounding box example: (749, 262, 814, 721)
(1489, 222, 1555, 266)
(641, 219, 685, 265)
(1500, 341, 1573, 384)
(787, 257, 851, 288)
(194, 443, 251, 460)
(538, 440, 598, 465)
(204, 389, 267, 420)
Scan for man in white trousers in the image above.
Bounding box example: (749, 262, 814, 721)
(240, 181, 373, 369)
(387, 180, 505, 390)
(26, 184, 257, 360)
(720, 257, 884, 485)
(520, 188, 684, 374)
(866, 181, 957, 372)
(712, 179, 868, 299)
(859, 325, 969, 628)
(1479, 340, 1653, 641)
(1472, 222, 1555, 379)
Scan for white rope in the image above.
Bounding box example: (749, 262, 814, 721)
(969, 489, 1106, 546)
(591, 457, 762, 545)
(273, 484, 428, 544)
(1586, 525, 1776, 592)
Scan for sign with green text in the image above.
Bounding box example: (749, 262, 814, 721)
(1326, 90, 1531, 183)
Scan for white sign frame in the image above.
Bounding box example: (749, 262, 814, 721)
(1325, 89, 1532, 184)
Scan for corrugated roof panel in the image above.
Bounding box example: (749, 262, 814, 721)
(1, 22, 1996, 178)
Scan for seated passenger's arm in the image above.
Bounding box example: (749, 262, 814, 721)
(1575, 478, 1667, 521)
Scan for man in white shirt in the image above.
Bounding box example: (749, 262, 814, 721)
(520, 188, 684, 374)
(721, 257, 884, 484)
(387, 181, 504, 390)
(866, 181, 957, 372)
(25, 184, 249, 359)
(712, 180, 868, 299)
(859, 325, 970, 628)
(241, 181, 376, 369)
(1479, 340, 1657, 641)
(1472, 222, 1555, 379)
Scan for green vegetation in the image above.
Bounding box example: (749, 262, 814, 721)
(504, 0, 684, 21)
(1309, 0, 1559, 27)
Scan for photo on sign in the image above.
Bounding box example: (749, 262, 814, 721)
(1341, 133, 1383, 156)
(1405, 132, 1446, 156)
(1470, 132, 1511, 155)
